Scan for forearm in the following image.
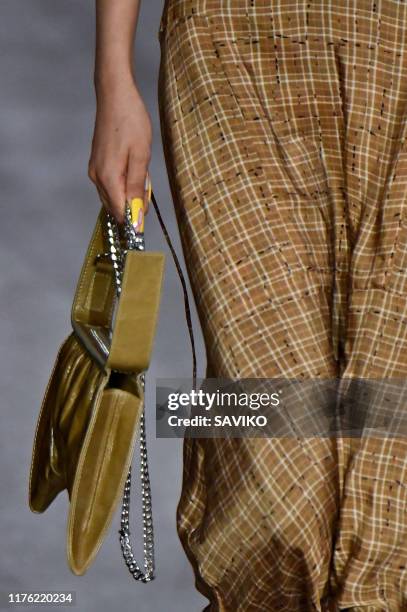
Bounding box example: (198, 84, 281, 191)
(94, 0, 141, 96)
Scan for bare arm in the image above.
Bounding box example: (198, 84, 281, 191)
(88, 0, 152, 223)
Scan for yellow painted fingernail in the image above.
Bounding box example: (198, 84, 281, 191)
(144, 175, 152, 203)
(130, 197, 145, 233)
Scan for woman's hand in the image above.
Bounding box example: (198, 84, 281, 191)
(88, 80, 152, 224)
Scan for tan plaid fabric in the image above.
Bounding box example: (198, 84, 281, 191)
(157, 1, 407, 609)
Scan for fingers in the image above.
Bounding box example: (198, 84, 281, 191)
(126, 149, 151, 213)
(95, 184, 110, 213)
(144, 171, 152, 215)
(88, 149, 152, 226)
(88, 157, 127, 224)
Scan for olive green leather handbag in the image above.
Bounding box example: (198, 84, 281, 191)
(28, 195, 195, 580)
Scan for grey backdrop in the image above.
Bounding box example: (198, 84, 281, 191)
(0, 2, 207, 610)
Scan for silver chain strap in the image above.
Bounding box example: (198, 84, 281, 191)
(105, 205, 155, 583)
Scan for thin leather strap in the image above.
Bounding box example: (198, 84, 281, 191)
(150, 189, 197, 388)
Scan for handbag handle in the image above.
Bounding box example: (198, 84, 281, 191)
(103, 204, 156, 582)
(104, 193, 198, 583)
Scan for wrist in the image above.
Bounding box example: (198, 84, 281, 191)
(94, 67, 137, 100)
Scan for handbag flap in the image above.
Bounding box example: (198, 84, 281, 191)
(107, 250, 165, 373)
(67, 383, 144, 575)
